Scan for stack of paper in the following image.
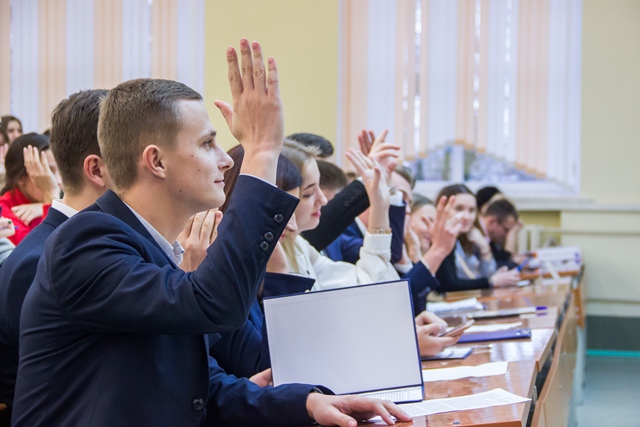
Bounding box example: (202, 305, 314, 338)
(369, 388, 531, 422)
(428, 298, 484, 315)
(421, 361, 508, 382)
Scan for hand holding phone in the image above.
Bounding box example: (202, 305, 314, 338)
(438, 319, 475, 337)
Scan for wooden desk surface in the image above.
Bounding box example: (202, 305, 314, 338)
(357, 360, 537, 427)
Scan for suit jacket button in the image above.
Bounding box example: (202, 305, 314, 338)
(264, 231, 274, 242)
(259, 241, 270, 252)
(192, 398, 204, 411)
(274, 214, 284, 224)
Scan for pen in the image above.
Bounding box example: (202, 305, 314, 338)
(536, 306, 547, 311)
(516, 258, 530, 272)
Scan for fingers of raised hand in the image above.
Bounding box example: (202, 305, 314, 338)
(267, 56, 279, 97)
(226, 47, 242, 98)
(239, 38, 254, 91)
(251, 41, 267, 93)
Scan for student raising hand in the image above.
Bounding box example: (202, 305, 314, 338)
(177, 209, 223, 272)
(23, 145, 61, 205)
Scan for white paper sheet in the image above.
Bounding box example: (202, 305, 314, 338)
(421, 361, 508, 382)
(369, 388, 531, 422)
(464, 322, 522, 333)
(428, 298, 484, 315)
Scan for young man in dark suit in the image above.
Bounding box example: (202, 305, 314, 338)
(0, 89, 111, 426)
(12, 40, 408, 427)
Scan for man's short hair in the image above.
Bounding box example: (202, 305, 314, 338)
(317, 160, 347, 192)
(484, 198, 519, 222)
(98, 78, 202, 190)
(286, 133, 334, 158)
(394, 165, 416, 189)
(50, 89, 108, 195)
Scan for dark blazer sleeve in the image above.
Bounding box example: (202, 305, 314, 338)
(301, 180, 369, 251)
(45, 176, 298, 335)
(491, 242, 518, 269)
(401, 262, 440, 315)
(209, 274, 316, 378)
(205, 356, 316, 427)
(388, 204, 406, 264)
(435, 250, 491, 292)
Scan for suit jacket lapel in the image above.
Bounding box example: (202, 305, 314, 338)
(94, 190, 178, 268)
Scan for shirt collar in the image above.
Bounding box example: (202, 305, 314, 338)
(51, 199, 79, 218)
(122, 202, 184, 266)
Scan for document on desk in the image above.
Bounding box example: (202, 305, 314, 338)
(465, 322, 522, 333)
(428, 298, 484, 315)
(369, 388, 531, 422)
(421, 361, 508, 382)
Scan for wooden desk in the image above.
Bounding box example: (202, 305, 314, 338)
(357, 360, 537, 427)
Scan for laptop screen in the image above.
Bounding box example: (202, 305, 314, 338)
(264, 280, 423, 395)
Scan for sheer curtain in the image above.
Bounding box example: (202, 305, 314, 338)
(339, 0, 582, 192)
(5, 0, 205, 132)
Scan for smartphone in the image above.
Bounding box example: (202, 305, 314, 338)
(439, 319, 475, 337)
(516, 258, 530, 272)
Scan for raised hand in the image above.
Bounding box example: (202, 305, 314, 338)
(345, 149, 389, 230)
(420, 196, 463, 274)
(23, 145, 60, 204)
(214, 39, 283, 184)
(306, 393, 411, 427)
(178, 209, 223, 272)
(357, 129, 400, 180)
(467, 227, 491, 259)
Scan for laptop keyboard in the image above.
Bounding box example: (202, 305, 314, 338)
(360, 386, 423, 403)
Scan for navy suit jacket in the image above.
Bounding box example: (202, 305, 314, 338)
(12, 176, 298, 427)
(435, 249, 491, 292)
(0, 208, 68, 410)
(210, 273, 316, 378)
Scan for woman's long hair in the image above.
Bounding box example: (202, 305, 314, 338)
(1, 133, 50, 196)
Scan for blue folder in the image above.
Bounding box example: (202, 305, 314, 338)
(457, 328, 532, 343)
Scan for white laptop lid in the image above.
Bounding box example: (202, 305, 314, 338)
(263, 280, 423, 396)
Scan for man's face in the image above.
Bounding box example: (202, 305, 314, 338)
(391, 172, 412, 214)
(484, 215, 516, 243)
(163, 100, 233, 214)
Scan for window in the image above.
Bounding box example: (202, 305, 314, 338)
(338, 0, 583, 197)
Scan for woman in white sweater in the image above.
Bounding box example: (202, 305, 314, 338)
(281, 140, 400, 291)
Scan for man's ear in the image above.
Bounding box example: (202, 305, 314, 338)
(83, 155, 109, 188)
(140, 145, 167, 179)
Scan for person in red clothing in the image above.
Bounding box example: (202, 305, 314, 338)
(0, 133, 61, 245)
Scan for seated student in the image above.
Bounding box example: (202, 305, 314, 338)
(434, 184, 521, 292)
(12, 41, 407, 427)
(0, 90, 111, 425)
(287, 132, 334, 158)
(405, 194, 437, 263)
(480, 198, 522, 268)
(0, 134, 61, 245)
(476, 185, 502, 214)
(317, 159, 347, 202)
(281, 140, 399, 291)
(212, 147, 460, 378)
(0, 116, 22, 144)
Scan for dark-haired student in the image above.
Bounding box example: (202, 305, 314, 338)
(480, 198, 521, 269)
(0, 89, 111, 426)
(317, 159, 347, 201)
(0, 115, 22, 144)
(476, 185, 501, 213)
(287, 132, 334, 158)
(12, 41, 407, 427)
(434, 184, 521, 292)
(0, 134, 62, 245)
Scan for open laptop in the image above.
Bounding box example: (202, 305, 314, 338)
(263, 279, 424, 403)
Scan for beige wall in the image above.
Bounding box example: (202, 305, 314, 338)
(201, 0, 640, 319)
(203, 0, 339, 151)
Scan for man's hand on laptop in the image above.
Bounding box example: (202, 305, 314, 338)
(215, 38, 283, 184)
(306, 393, 411, 427)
